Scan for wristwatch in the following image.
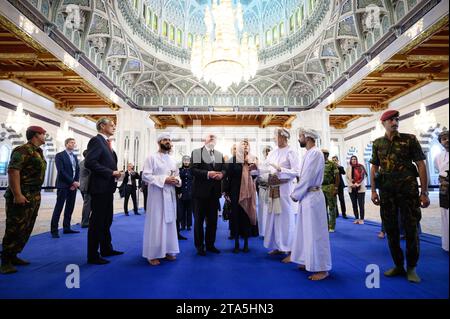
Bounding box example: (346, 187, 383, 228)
(420, 191, 429, 196)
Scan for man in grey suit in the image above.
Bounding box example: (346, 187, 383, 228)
(79, 150, 91, 228)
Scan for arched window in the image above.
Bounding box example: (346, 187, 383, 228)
(395, 1, 406, 22)
(145, 7, 152, 27)
(272, 26, 278, 44)
(289, 14, 295, 33)
(188, 33, 193, 48)
(176, 29, 182, 46)
(279, 22, 285, 39)
(297, 6, 304, 28)
(265, 29, 272, 46)
(153, 14, 158, 32)
(169, 25, 175, 42)
(162, 21, 168, 37)
(0, 144, 11, 175)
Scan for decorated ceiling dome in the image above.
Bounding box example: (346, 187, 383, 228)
(21, 0, 423, 113)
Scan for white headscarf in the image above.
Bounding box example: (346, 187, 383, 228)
(157, 133, 171, 142)
(297, 127, 319, 141)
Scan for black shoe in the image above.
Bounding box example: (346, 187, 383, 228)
(206, 246, 220, 254)
(178, 234, 187, 240)
(233, 248, 240, 253)
(88, 257, 110, 265)
(134, 212, 141, 215)
(11, 256, 30, 266)
(342, 215, 348, 219)
(197, 248, 206, 256)
(51, 233, 60, 238)
(63, 229, 80, 234)
(243, 247, 250, 253)
(101, 250, 124, 257)
(125, 213, 129, 216)
(0, 262, 17, 274)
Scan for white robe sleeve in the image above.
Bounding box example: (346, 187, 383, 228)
(291, 151, 321, 202)
(142, 155, 167, 189)
(279, 150, 301, 179)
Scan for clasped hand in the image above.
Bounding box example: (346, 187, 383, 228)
(208, 171, 223, 180)
(165, 176, 179, 185)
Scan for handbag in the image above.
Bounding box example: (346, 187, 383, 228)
(222, 200, 231, 221)
(118, 183, 125, 198)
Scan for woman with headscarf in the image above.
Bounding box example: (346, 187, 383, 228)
(223, 139, 258, 253)
(346, 155, 367, 224)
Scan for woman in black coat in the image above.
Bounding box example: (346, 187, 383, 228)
(223, 140, 257, 253)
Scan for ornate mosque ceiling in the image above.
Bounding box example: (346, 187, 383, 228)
(0, 0, 448, 128)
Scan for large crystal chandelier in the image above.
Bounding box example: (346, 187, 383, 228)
(190, 0, 258, 91)
(413, 103, 436, 134)
(5, 103, 30, 133)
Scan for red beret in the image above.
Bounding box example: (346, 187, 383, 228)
(26, 126, 46, 134)
(380, 110, 399, 121)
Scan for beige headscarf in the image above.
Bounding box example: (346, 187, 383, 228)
(237, 140, 257, 226)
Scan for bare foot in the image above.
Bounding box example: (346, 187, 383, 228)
(148, 259, 160, 266)
(281, 255, 291, 263)
(165, 254, 176, 261)
(308, 271, 329, 281)
(377, 231, 385, 239)
(268, 250, 281, 255)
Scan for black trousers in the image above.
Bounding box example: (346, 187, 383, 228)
(194, 197, 219, 249)
(50, 188, 77, 233)
(349, 191, 365, 220)
(124, 185, 138, 214)
(142, 187, 148, 212)
(336, 188, 346, 216)
(88, 192, 114, 260)
(178, 199, 193, 229)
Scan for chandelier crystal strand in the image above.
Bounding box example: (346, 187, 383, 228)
(190, 0, 258, 92)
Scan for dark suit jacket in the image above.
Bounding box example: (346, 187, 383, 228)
(122, 170, 139, 189)
(337, 165, 346, 191)
(85, 134, 118, 195)
(190, 146, 226, 199)
(55, 150, 80, 189)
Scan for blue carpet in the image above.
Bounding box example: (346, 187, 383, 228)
(0, 210, 448, 299)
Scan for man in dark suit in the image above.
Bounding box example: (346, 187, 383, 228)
(50, 138, 80, 238)
(122, 163, 140, 216)
(85, 118, 124, 265)
(332, 156, 348, 219)
(191, 133, 226, 256)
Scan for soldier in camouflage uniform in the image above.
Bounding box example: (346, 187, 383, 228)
(1, 126, 47, 274)
(321, 149, 340, 232)
(370, 110, 430, 283)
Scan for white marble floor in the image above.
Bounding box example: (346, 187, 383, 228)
(0, 190, 444, 239)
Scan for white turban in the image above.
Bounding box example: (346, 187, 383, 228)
(157, 133, 171, 142)
(298, 128, 320, 140)
(276, 128, 290, 139)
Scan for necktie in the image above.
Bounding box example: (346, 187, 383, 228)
(210, 149, 215, 166)
(69, 152, 76, 178)
(107, 139, 112, 151)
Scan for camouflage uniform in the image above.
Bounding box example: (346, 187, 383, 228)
(370, 131, 425, 268)
(1, 142, 46, 263)
(322, 160, 339, 230)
